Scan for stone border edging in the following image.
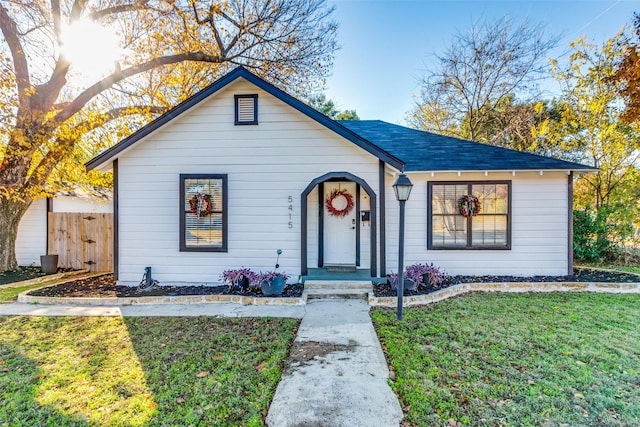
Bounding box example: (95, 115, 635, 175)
(18, 291, 307, 306)
(368, 281, 640, 308)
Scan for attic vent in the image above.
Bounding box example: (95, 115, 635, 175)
(234, 94, 258, 125)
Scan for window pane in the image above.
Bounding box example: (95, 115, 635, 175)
(432, 214, 467, 247)
(432, 184, 467, 214)
(472, 216, 507, 246)
(185, 213, 223, 247)
(184, 177, 224, 249)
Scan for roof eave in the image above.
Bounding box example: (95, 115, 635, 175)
(404, 167, 598, 174)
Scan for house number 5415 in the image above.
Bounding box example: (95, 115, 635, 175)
(288, 196, 293, 228)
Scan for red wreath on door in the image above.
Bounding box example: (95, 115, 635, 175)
(325, 189, 355, 217)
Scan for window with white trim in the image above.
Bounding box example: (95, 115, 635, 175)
(234, 94, 258, 125)
(428, 181, 511, 249)
(180, 174, 227, 252)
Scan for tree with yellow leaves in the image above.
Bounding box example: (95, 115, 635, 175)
(533, 34, 640, 261)
(0, 0, 337, 270)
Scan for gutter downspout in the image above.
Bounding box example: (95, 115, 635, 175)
(568, 172, 574, 276)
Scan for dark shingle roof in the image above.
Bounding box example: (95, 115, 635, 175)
(339, 120, 594, 172)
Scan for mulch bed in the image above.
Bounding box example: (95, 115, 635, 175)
(28, 274, 305, 298)
(374, 268, 640, 297)
(26, 268, 639, 299)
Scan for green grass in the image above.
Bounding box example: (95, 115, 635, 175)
(0, 266, 59, 303)
(373, 293, 640, 426)
(0, 285, 33, 302)
(0, 272, 95, 303)
(577, 262, 640, 275)
(603, 265, 640, 274)
(0, 316, 299, 426)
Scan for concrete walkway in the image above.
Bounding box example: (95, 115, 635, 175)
(266, 299, 403, 427)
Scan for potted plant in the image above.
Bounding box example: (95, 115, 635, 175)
(422, 263, 445, 288)
(388, 263, 446, 291)
(257, 271, 290, 296)
(221, 268, 257, 292)
(388, 266, 421, 292)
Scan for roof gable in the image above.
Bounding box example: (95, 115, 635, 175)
(339, 120, 595, 172)
(86, 67, 404, 171)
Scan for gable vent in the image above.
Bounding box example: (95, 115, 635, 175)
(234, 94, 258, 125)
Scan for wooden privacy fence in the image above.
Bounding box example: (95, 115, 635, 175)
(48, 212, 113, 272)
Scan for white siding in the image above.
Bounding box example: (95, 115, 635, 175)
(385, 171, 571, 277)
(116, 79, 381, 285)
(16, 199, 47, 266)
(52, 195, 112, 213)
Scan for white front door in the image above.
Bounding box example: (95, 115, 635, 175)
(323, 182, 357, 265)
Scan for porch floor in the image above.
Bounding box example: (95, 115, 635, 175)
(303, 268, 386, 284)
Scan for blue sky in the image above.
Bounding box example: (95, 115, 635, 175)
(324, 0, 637, 123)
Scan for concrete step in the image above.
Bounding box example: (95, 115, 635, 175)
(304, 280, 373, 290)
(303, 281, 373, 300)
(305, 290, 370, 300)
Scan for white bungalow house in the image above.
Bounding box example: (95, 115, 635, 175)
(86, 67, 594, 286)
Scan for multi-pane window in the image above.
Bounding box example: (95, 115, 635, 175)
(180, 174, 227, 252)
(428, 181, 510, 249)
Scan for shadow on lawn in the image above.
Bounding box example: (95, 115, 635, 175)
(0, 321, 90, 426)
(0, 315, 296, 426)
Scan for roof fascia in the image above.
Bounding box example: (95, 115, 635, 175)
(404, 167, 598, 174)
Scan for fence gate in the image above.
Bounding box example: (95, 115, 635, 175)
(47, 213, 114, 272)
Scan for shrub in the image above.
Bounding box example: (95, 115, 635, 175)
(389, 263, 446, 289)
(573, 209, 614, 262)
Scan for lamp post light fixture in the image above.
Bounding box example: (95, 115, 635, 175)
(392, 172, 413, 320)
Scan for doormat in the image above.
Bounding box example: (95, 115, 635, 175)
(325, 266, 356, 273)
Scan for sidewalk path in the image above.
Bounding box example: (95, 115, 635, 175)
(0, 302, 305, 318)
(266, 299, 403, 427)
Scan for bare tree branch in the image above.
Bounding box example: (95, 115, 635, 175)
(411, 17, 558, 144)
(0, 2, 31, 109)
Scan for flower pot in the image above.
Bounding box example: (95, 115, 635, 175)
(391, 278, 417, 292)
(404, 278, 417, 291)
(260, 276, 286, 296)
(40, 255, 59, 274)
(237, 275, 250, 290)
(422, 272, 432, 288)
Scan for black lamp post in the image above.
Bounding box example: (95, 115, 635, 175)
(392, 172, 413, 320)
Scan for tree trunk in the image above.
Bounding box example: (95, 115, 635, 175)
(0, 197, 31, 271)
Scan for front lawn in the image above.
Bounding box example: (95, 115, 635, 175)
(373, 293, 640, 426)
(0, 316, 299, 426)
